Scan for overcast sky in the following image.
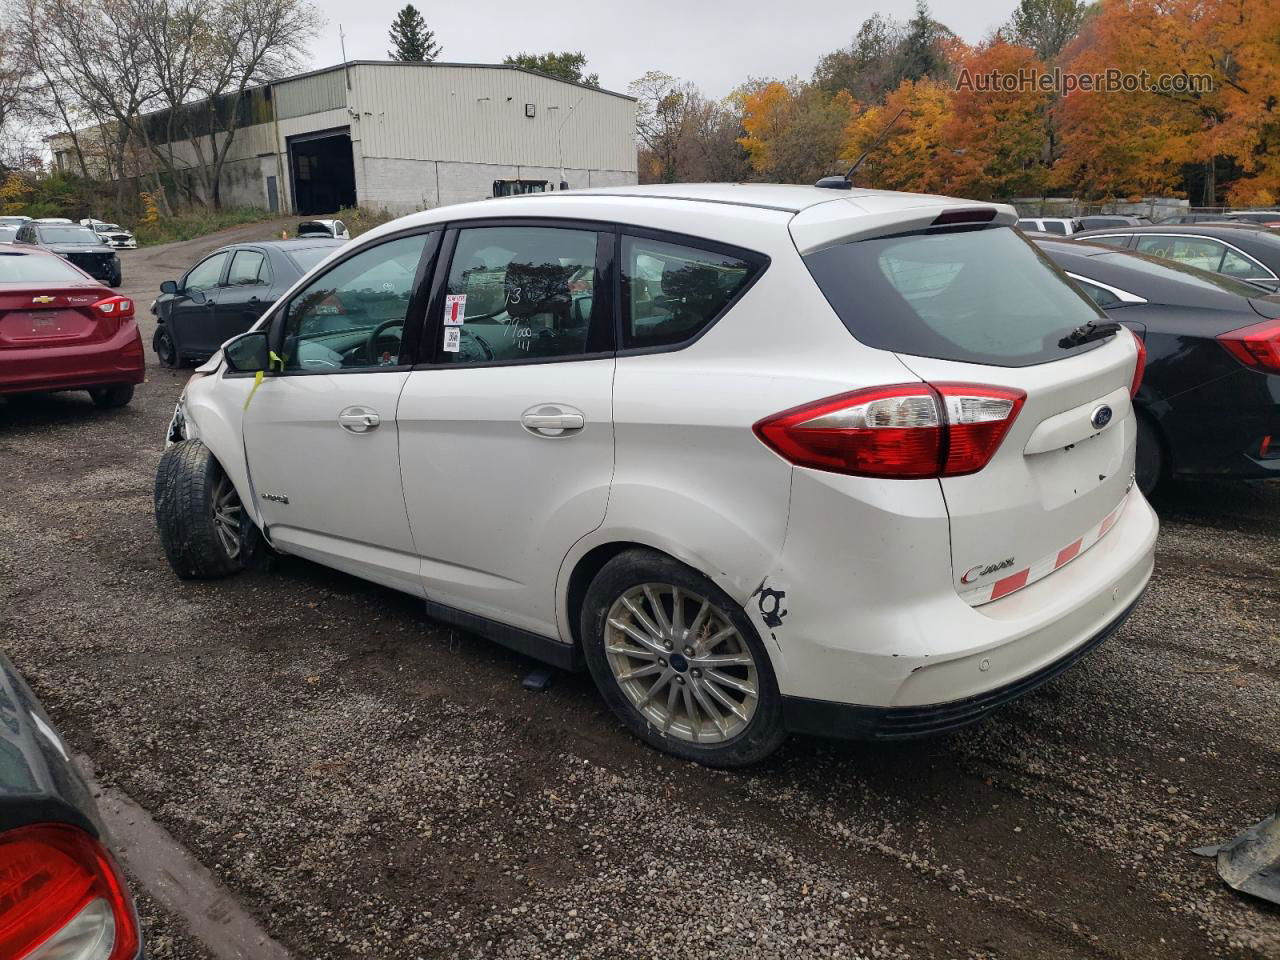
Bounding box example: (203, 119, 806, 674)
(307, 0, 1015, 99)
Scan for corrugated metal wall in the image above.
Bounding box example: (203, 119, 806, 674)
(275, 69, 349, 121)
(350, 64, 636, 172)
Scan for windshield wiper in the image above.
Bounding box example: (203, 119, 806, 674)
(1059, 320, 1121, 349)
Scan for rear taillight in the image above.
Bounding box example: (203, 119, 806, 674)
(1218, 318, 1280, 374)
(1129, 328, 1146, 397)
(0, 823, 139, 960)
(754, 382, 1025, 479)
(91, 296, 134, 320)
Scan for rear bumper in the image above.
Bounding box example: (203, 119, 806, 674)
(0, 321, 145, 394)
(753, 468, 1158, 713)
(781, 592, 1143, 740)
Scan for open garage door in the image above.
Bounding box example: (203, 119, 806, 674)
(289, 128, 356, 215)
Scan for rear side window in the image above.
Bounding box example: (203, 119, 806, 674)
(804, 226, 1106, 367)
(228, 250, 269, 285)
(1071, 277, 1123, 308)
(1219, 247, 1270, 279)
(621, 236, 760, 350)
(1043, 221, 1067, 235)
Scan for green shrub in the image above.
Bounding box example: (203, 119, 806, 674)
(133, 208, 277, 246)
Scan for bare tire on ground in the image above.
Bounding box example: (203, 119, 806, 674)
(88, 384, 133, 408)
(154, 326, 182, 368)
(154, 440, 246, 580)
(580, 549, 787, 767)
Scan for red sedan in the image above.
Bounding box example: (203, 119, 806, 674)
(0, 247, 144, 407)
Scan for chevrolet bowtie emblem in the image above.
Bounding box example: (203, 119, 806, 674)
(31, 296, 55, 304)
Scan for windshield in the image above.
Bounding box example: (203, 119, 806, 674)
(287, 246, 338, 272)
(804, 226, 1106, 367)
(94, 224, 123, 232)
(0, 252, 88, 282)
(38, 226, 102, 244)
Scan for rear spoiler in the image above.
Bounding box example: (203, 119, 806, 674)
(790, 196, 1018, 255)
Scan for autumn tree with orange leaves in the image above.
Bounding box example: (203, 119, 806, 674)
(1054, 0, 1280, 205)
(839, 79, 953, 193)
(740, 82, 858, 183)
(945, 40, 1052, 200)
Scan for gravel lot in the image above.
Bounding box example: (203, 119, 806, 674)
(1, 224, 1278, 959)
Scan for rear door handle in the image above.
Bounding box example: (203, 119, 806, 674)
(338, 407, 380, 433)
(521, 405, 585, 436)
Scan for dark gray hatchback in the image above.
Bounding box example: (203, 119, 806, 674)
(151, 238, 344, 366)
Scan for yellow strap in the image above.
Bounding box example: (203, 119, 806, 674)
(243, 369, 264, 411)
(269, 350, 283, 372)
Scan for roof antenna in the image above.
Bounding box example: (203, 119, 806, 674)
(815, 107, 906, 190)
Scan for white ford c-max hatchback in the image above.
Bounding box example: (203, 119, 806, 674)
(156, 183, 1157, 766)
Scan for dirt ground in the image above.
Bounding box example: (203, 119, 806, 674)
(1, 224, 1278, 959)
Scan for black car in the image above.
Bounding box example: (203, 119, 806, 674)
(1037, 238, 1280, 493)
(151, 238, 343, 366)
(1072, 222, 1280, 292)
(0, 652, 143, 959)
(1158, 211, 1280, 227)
(12, 222, 121, 286)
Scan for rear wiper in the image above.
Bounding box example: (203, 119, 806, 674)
(1059, 320, 1121, 348)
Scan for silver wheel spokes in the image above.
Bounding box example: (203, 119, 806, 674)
(604, 583, 759, 745)
(211, 473, 242, 560)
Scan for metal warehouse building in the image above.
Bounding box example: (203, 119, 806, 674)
(60, 61, 639, 215)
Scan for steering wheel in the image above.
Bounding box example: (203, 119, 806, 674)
(366, 319, 404, 364)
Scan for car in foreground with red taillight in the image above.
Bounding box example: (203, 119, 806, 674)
(0, 248, 144, 407)
(154, 183, 1156, 766)
(0, 652, 143, 960)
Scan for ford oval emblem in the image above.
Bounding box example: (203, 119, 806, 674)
(1090, 404, 1114, 430)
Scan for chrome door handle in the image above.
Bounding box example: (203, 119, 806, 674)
(521, 406, 585, 436)
(338, 407, 380, 433)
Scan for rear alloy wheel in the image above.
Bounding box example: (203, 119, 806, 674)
(582, 550, 786, 767)
(154, 439, 246, 579)
(154, 326, 182, 368)
(87, 384, 133, 408)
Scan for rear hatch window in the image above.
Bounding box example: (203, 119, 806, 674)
(804, 226, 1107, 367)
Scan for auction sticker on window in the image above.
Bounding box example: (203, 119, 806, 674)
(443, 327, 461, 352)
(444, 294, 466, 325)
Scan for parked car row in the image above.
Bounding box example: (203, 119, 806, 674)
(9, 222, 123, 287)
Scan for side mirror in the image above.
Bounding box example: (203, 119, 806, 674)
(160, 280, 178, 295)
(223, 331, 270, 373)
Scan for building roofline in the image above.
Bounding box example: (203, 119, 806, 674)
(276, 60, 635, 102)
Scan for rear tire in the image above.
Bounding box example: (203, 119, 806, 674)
(1135, 413, 1165, 497)
(154, 326, 182, 368)
(580, 549, 787, 768)
(154, 440, 247, 580)
(88, 384, 133, 408)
